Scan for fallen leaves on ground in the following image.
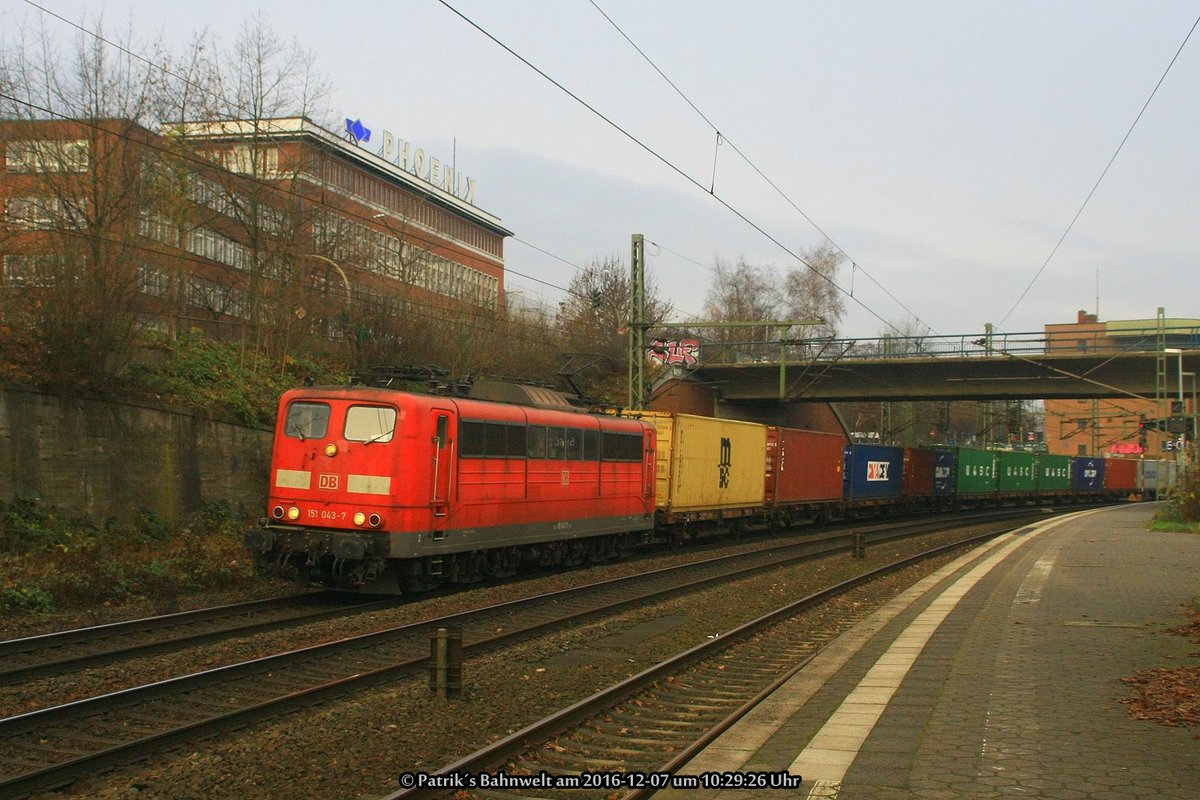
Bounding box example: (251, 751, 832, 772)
(1119, 606, 1200, 730)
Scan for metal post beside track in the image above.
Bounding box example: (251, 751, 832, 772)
(852, 531, 866, 559)
(429, 627, 463, 699)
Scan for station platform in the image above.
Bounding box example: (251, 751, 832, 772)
(660, 503, 1200, 799)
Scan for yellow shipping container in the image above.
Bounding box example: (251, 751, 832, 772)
(642, 412, 767, 513)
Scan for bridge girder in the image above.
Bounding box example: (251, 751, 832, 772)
(685, 351, 1200, 404)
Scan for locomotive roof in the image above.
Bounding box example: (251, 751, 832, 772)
(283, 385, 647, 426)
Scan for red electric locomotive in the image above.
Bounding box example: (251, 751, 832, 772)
(245, 386, 656, 592)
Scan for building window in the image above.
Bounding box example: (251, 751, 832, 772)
(224, 146, 279, 176)
(139, 211, 181, 247)
(189, 174, 238, 218)
(6, 196, 85, 230)
(5, 139, 89, 173)
(188, 275, 249, 318)
(187, 227, 250, 271)
(312, 156, 502, 258)
(136, 264, 172, 297)
(2, 254, 59, 287)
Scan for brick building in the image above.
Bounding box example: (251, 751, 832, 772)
(1044, 310, 1200, 458)
(1, 115, 512, 342)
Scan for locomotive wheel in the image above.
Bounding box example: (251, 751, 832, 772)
(563, 541, 586, 567)
(458, 551, 485, 583)
(483, 548, 516, 579)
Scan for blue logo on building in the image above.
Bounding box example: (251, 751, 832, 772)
(345, 118, 371, 143)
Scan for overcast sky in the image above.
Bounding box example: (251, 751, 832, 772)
(9, 0, 1199, 338)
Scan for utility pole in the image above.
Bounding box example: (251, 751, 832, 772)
(1156, 307, 1167, 457)
(628, 234, 647, 409)
(978, 322, 996, 446)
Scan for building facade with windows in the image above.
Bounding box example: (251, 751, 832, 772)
(1, 115, 512, 340)
(1043, 310, 1200, 458)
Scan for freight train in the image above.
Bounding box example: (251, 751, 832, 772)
(244, 385, 1171, 593)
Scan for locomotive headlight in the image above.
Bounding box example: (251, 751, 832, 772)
(324, 443, 338, 457)
(271, 505, 285, 520)
(353, 512, 367, 526)
(287, 506, 301, 521)
(368, 513, 382, 528)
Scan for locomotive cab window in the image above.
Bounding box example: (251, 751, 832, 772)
(284, 402, 330, 440)
(344, 405, 397, 444)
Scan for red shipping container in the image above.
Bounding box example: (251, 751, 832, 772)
(902, 448, 935, 497)
(766, 427, 845, 505)
(1104, 458, 1138, 492)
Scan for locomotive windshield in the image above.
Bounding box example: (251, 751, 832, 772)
(284, 402, 330, 440)
(345, 405, 397, 444)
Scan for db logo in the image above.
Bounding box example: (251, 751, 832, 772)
(318, 473, 340, 490)
(866, 461, 889, 481)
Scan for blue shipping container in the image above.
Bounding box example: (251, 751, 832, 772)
(933, 449, 957, 496)
(1072, 457, 1106, 492)
(844, 444, 905, 500)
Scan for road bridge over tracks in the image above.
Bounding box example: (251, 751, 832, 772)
(664, 330, 1200, 404)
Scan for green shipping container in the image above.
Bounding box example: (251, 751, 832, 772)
(956, 447, 998, 495)
(1037, 454, 1072, 493)
(997, 450, 1037, 492)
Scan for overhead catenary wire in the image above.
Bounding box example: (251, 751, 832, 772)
(996, 11, 1200, 331)
(435, 0, 909, 337)
(18, 0, 949, 340)
(586, 0, 937, 335)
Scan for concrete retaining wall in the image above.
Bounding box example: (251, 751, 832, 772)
(0, 386, 273, 522)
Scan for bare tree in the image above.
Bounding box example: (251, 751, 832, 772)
(556, 256, 672, 403)
(700, 256, 781, 358)
(873, 316, 932, 355)
(782, 242, 845, 339)
(180, 17, 333, 365)
(0, 16, 167, 387)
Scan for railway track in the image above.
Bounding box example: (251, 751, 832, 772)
(0, 592, 398, 684)
(0, 509, 1057, 797)
(382, 524, 1020, 800)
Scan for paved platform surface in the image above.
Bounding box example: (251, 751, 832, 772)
(660, 503, 1200, 799)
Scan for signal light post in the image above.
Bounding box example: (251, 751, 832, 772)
(1166, 349, 1185, 473)
(1185, 371, 1198, 467)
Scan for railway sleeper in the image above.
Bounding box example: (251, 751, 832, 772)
(525, 752, 628, 771)
(584, 731, 694, 749)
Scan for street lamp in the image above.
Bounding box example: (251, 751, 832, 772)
(304, 253, 352, 308)
(1165, 348, 1185, 410)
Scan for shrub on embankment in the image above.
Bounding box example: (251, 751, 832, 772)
(0, 334, 347, 617)
(1151, 466, 1200, 533)
(0, 495, 267, 614)
(127, 334, 348, 426)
